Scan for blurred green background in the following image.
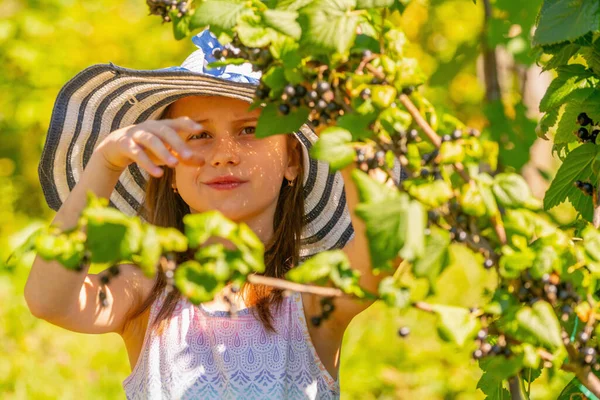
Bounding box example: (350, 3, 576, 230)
(0, 0, 573, 398)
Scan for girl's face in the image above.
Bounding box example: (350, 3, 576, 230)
(169, 95, 301, 228)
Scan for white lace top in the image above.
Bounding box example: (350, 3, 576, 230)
(122, 288, 340, 399)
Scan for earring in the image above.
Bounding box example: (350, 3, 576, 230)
(287, 178, 295, 187)
(172, 185, 178, 193)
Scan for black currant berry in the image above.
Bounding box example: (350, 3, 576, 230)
(591, 129, 599, 144)
(362, 50, 373, 59)
(468, 128, 480, 138)
(472, 349, 484, 359)
(579, 331, 590, 344)
(433, 171, 443, 181)
(278, 104, 290, 115)
(311, 316, 322, 327)
(577, 127, 590, 140)
(360, 88, 371, 100)
(316, 99, 328, 111)
(427, 210, 439, 222)
(289, 97, 300, 107)
(306, 90, 319, 102)
(408, 129, 419, 141)
(483, 258, 494, 269)
(295, 84, 307, 97)
(398, 326, 410, 337)
(315, 81, 330, 94)
(255, 88, 268, 99)
(456, 230, 468, 242)
(441, 134, 452, 143)
(402, 86, 414, 95)
(212, 48, 222, 59)
(452, 129, 462, 140)
(420, 169, 431, 179)
(283, 84, 296, 97)
(577, 112, 593, 126)
(326, 102, 338, 112)
(476, 329, 488, 341)
(310, 119, 320, 128)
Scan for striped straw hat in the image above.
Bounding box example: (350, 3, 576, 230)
(39, 29, 402, 260)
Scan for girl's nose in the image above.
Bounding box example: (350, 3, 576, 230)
(209, 136, 240, 167)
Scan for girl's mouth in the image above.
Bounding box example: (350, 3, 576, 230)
(205, 181, 247, 190)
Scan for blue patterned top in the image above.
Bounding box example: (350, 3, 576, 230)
(122, 289, 340, 399)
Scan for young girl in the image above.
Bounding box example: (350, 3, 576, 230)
(25, 29, 401, 399)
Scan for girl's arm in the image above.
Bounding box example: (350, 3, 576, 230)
(332, 164, 402, 327)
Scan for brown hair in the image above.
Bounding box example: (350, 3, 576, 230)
(123, 101, 305, 335)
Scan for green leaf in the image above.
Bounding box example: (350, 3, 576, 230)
(554, 88, 599, 144)
(351, 168, 399, 203)
(309, 127, 355, 171)
(476, 371, 511, 400)
(301, 0, 360, 55)
(370, 85, 397, 108)
(170, 9, 191, 40)
(544, 143, 598, 218)
(156, 227, 188, 253)
(438, 141, 465, 164)
(412, 227, 450, 287)
(184, 210, 238, 248)
(516, 300, 564, 350)
(237, 14, 273, 48)
(405, 179, 454, 208)
(175, 260, 224, 304)
(34, 231, 85, 270)
(190, 0, 251, 30)
(533, 0, 600, 46)
(539, 65, 592, 112)
(459, 183, 487, 217)
(255, 102, 309, 137)
(476, 174, 499, 218)
(378, 277, 410, 308)
(355, 0, 393, 8)
(131, 225, 162, 277)
(337, 111, 377, 140)
(492, 173, 533, 208)
(499, 250, 536, 278)
(541, 43, 581, 71)
(582, 225, 600, 273)
(431, 304, 480, 347)
(262, 9, 302, 40)
(83, 207, 143, 264)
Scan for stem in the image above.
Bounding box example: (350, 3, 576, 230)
(482, 0, 501, 102)
(593, 185, 600, 229)
(508, 376, 524, 400)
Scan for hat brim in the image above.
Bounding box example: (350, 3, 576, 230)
(39, 63, 356, 258)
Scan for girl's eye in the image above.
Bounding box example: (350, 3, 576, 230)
(188, 132, 211, 140)
(241, 126, 256, 135)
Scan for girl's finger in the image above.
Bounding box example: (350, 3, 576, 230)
(127, 141, 164, 177)
(145, 120, 196, 160)
(132, 130, 179, 167)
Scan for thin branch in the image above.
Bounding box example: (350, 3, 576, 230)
(508, 376, 524, 400)
(247, 274, 344, 297)
(482, 0, 501, 102)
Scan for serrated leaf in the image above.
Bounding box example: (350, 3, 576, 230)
(492, 173, 533, 208)
(553, 88, 595, 144)
(301, 0, 360, 55)
(262, 9, 301, 39)
(539, 65, 592, 112)
(517, 300, 564, 350)
(237, 14, 273, 48)
(533, 0, 600, 46)
(309, 127, 355, 171)
(412, 227, 450, 287)
(255, 102, 309, 138)
(544, 143, 598, 214)
(190, 0, 251, 30)
(431, 305, 480, 347)
(542, 43, 581, 71)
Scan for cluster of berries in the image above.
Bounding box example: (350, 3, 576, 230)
(146, 0, 190, 23)
(212, 35, 273, 72)
(355, 148, 386, 172)
(574, 180, 596, 197)
(575, 112, 599, 143)
(472, 331, 512, 360)
(98, 265, 122, 308)
(310, 297, 335, 327)
(515, 271, 580, 309)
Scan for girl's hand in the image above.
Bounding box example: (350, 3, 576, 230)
(94, 116, 205, 177)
